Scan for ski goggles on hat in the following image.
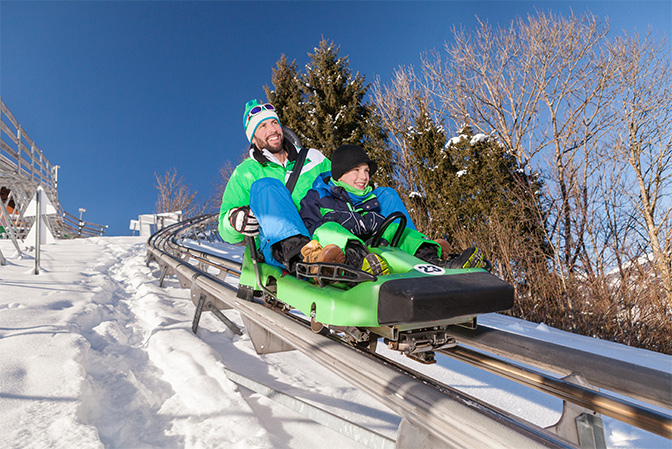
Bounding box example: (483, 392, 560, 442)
(246, 103, 275, 124)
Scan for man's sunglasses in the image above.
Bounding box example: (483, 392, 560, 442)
(247, 103, 275, 122)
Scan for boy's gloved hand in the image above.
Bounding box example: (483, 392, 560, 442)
(361, 211, 385, 235)
(229, 206, 259, 236)
(324, 210, 364, 235)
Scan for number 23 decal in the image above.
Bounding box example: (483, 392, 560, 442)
(413, 264, 446, 275)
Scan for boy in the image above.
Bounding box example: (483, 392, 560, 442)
(299, 144, 484, 274)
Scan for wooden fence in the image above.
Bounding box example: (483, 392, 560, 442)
(0, 97, 107, 240)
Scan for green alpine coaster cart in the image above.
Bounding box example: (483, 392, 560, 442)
(237, 212, 515, 364)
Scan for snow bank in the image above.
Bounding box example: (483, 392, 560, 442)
(0, 238, 398, 449)
(0, 237, 668, 449)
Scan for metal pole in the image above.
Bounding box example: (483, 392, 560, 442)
(34, 188, 40, 275)
(78, 208, 86, 237)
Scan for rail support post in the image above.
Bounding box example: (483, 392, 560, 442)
(158, 265, 169, 287)
(546, 374, 607, 449)
(576, 413, 607, 449)
(192, 293, 207, 334)
(192, 292, 242, 336)
(206, 303, 243, 336)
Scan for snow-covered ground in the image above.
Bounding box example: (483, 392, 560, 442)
(0, 237, 669, 449)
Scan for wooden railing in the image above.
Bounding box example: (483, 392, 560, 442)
(0, 99, 58, 195)
(1, 97, 107, 239)
(62, 210, 108, 237)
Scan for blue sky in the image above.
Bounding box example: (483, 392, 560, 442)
(1, 1, 670, 236)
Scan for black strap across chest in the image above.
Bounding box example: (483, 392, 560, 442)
(285, 146, 308, 194)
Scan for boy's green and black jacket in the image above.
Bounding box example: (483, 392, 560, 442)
(300, 172, 443, 262)
(300, 172, 385, 238)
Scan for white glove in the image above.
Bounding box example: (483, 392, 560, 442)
(229, 206, 259, 236)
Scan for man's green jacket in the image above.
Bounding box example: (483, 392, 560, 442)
(218, 144, 330, 244)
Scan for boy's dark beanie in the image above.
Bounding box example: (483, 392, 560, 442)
(331, 144, 378, 181)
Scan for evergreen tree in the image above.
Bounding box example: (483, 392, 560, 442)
(359, 104, 393, 188)
(442, 124, 544, 235)
(264, 55, 304, 137)
(431, 124, 549, 278)
(300, 39, 367, 156)
(405, 101, 452, 232)
(264, 39, 392, 186)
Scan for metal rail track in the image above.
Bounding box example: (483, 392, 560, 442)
(146, 214, 672, 448)
(437, 346, 670, 438)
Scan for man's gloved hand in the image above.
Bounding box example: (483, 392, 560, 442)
(229, 206, 259, 236)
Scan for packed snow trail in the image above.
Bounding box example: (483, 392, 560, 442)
(78, 238, 274, 448)
(0, 237, 396, 448)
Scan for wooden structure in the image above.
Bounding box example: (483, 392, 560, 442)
(1, 97, 106, 258)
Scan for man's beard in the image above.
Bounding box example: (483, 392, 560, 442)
(259, 132, 284, 153)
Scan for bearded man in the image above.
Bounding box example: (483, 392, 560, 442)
(218, 100, 338, 270)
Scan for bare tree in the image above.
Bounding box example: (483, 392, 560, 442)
(606, 31, 672, 305)
(209, 160, 236, 214)
(372, 10, 672, 351)
(371, 68, 441, 225)
(422, 11, 625, 286)
(154, 168, 199, 217)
